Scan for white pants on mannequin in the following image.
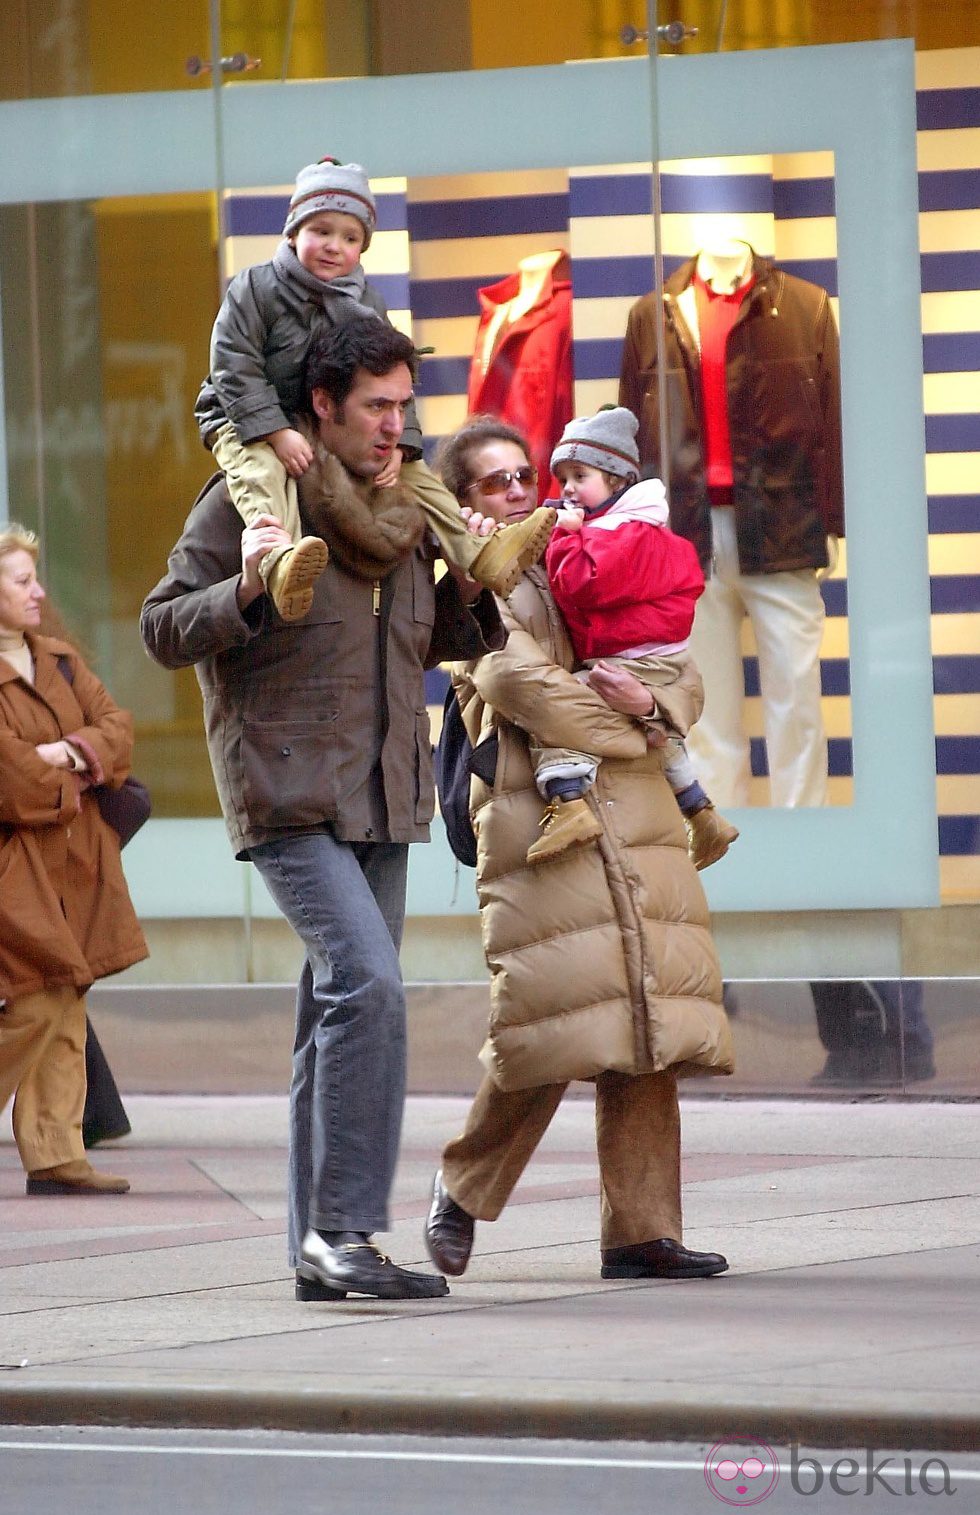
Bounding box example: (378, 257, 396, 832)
(686, 506, 829, 808)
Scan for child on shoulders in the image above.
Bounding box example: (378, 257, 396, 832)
(195, 156, 554, 622)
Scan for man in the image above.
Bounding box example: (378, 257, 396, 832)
(141, 315, 503, 1301)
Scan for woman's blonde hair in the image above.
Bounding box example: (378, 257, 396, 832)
(0, 523, 40, 567)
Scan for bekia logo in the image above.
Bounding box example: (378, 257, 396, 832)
(704, 1440, 780, 1505)
(703, 1441, 957, 1500)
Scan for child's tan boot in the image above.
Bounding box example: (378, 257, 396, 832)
(470, 507, 557, 598)
(268, 536, 329, 622)
(526, 795, 603, 866)
(686, 804, 739, 871)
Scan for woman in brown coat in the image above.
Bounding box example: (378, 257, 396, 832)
(0, 525, 147, 1195)
(424, 419, 733, 1282)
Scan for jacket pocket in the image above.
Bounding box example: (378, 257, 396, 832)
(412, 555, 436, 628)
(241, 718, 339, 830)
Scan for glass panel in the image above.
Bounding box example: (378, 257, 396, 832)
(0, 45, 952, 938)
(620, 1, 980, 59)
(683, 978, 978, 1096)
(0, 0, 212, 99)
(2, 1, 977, 105)
(0, 193, 222, 817)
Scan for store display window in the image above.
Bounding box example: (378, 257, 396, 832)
(1, 38, 975, 929)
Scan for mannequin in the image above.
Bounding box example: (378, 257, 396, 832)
(472, 250, 565, 375)
(468, 250, 573, 502)
(619, 242, 843, 808)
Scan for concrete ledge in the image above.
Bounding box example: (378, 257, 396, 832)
(87, 982, 489, 1095)
(1, 1379, 978, 1453)
(87, 978, 980, 1098)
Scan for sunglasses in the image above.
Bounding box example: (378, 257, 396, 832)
(464, 466, 538, 497)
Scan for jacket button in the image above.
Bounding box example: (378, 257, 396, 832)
(281, 746, 291, 756)
(365, 827, 374, 839)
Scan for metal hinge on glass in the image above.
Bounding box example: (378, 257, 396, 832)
(620, 21, 698, 47)
(186, 53, 262, 77)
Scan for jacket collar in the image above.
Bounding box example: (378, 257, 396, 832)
(0, 631, 71, 691)
(666, 247, 776, 300)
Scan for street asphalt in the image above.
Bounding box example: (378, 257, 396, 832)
(1, 1093, 978, 1451)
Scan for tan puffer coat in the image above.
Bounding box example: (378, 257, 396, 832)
(456, 567, 733, 1092)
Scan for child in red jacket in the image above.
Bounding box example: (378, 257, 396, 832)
(528, 406, 738, 870)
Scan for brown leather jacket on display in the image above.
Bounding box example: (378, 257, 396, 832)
(619, 252, 844, 576)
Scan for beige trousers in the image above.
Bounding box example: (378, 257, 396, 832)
(0, 986, 87, 1172)
(212, 425, 486, 583)
(211, 422, 301, 588)
(441, 1068, 682, 1250)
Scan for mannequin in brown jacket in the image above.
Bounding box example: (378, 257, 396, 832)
(620, 244, 843, 807)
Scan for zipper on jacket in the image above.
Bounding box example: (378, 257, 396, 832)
(372, 581, 381, 617)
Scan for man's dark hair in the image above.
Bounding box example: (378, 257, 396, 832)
(304, 314, 418, 413)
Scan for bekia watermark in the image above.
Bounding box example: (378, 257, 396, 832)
(703, 1440, 956, 1503)
(704, 1441, 780, 1505)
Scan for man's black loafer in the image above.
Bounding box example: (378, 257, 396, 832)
(299, 1229, 449, 1299)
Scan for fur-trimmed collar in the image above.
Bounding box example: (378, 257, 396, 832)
(296, 421, 426, 581)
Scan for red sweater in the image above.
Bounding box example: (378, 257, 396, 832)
(546, 508, 705, 663)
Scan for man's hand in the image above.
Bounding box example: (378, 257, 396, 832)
(238, 514, 292, 610)
(375, 446, 404, 489)
(585, 660, 656, 717)
(267, 427, 314, 479)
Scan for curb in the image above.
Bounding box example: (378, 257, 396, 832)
(2, 1382, 978, 1452)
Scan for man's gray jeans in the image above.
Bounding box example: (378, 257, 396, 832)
(249, 832, 408, 1265)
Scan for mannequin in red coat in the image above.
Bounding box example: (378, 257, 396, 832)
(468, 250, 574, 503)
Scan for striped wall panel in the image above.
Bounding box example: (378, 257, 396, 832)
(223, 46, 980, 902)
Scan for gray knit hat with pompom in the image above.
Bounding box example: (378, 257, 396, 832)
(283, 157, 376, 248)
(550, 405, 640, 480)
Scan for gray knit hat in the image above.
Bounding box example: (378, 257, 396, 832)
(283, 157, 377, 248)
(550, 406, 640, 480)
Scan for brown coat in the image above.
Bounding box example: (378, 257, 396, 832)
(457, 568, 733, 1092)
(0, 636, 148, 1001)
(140, 452, 505, 858)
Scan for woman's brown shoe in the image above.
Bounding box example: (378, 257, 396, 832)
(601, 1237, 728, 1279)
(424, 1169, 475, 1276)
(26, 1160, 130, 1196)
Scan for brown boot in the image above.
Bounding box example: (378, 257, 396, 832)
(526, 796, 602, 866)
(26, 1160, 130, 1196)
(469, 507, 557, 597)
(268, 536, 329, 622)
(686, 804, 739, 871)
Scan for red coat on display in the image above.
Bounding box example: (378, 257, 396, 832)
(468, 253, 574, 503)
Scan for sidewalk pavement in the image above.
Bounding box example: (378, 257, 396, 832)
(2, 1093, 979, 1451)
